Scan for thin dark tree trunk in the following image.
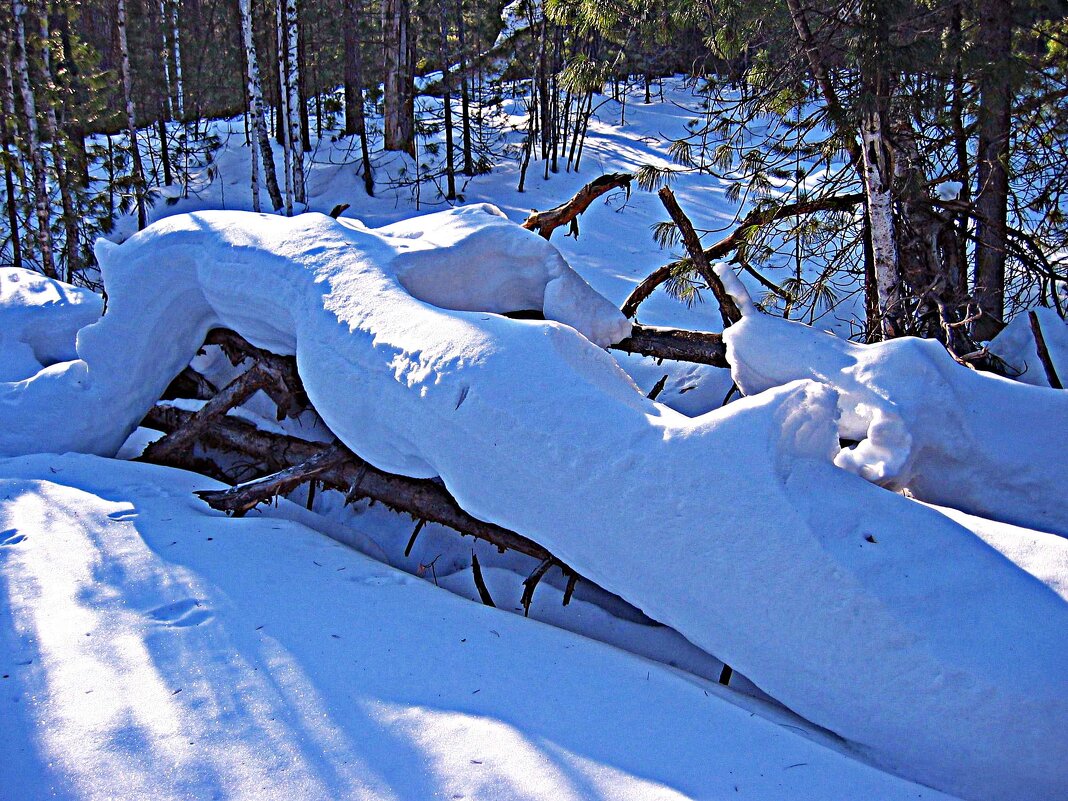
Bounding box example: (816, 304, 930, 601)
(117, 0, 148, 231)
(454, 0, 473, 175)
(438, 5, 456, 200)
(343, 0, 374, 195)
(973, 0, 1013, 338)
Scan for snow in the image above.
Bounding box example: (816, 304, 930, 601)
(0, 268, 102, 382)
(1, 205, 1066, 800)
(2, 77, 1066, 801)
(719, 263, 1068, 536)
(987, 306, 1068, 387)
(0, 453, 957, 801)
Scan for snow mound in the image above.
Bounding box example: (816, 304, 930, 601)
(0, 267, 101, 382)
(1, 208, 1066, 800)
(718, 264, 1068, 536)
(0, 454, 959, 801)
(987, 306, 1067, 388)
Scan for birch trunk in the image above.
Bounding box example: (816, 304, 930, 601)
(276, 0, 293, 215)
(12, 0, 56, 277)
(117, 0, 147, 230)
(237, 0, 283, 210)
(1, 30, 22, 269)
(170, 0, 184, 119)
(284, 0, 305, 204)
(859, 108, 902, 339)
(158, 0, 173, 120)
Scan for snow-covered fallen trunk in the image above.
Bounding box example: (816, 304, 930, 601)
(0, 454, 961, 801)
(718, 265, 1068, 537)
(1, 208, 1066, 801)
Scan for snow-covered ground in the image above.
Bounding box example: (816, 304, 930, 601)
(2, 78, 1067, 801)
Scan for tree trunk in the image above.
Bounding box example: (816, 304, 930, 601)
(237, 0, 283, 210)
(438, 5, 456, 200)
(12, 0, 56, 277)
(454, 0, 473, 175)
(276, 0, 294, 215)
(859, 107, 902, 339)
(38, 8, 80, 280)
(117, 0, 148, 231)
(382, 0, 415, 158)
(973, 0, 1013, 339)
(284, 0, 305, 202)
(342, 0, 374, 196)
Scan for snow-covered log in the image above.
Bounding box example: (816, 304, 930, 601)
(0, 207, 1066, 801)
(717, 264, 1068, 537)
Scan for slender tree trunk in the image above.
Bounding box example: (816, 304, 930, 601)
(342, 0, 373, 195)
(438, 5, 456, 200)
(276, 0, 294, 215)
(170, 0, 184, 118)
(284, 0, 305, 203)
(117, 0, 147, 230)
(158, 0, 173, 120)
(0, 33, 21, 269)
(12, 0, 56, 277)
(859, 107, 902, 339)
(454, 0, 473, 175)
(38, 8, 80, 280)
(382, 0, 415, 157)
(238, 0, 283, 210)
(973, 0, 1013, 338)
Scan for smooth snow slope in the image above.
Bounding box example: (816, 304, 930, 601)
(0, 454, 958, 801)
(1, 208, 1065, 800)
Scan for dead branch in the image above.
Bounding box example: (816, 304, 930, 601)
(522, 173, 633, 240)
(470, 552, 496, 607)
(611, 324, 728, 369)
(194, 444, 350, 515)
(205, 329, 308, 419)
(140, 362, 279, 466)
(658, 187, 742, 328)
(142, 404, 560, 565)
(621, 192, 864, 318)
(1030, 311, 1064, 389)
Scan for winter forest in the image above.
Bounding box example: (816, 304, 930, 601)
(1, 0, 1067, 799)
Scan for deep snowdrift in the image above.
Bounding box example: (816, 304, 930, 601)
(0, 267, 102, 383)
(0, 454, 959, 801)
(718, 266, 1068, 536)
(1, 208, 1065, 801)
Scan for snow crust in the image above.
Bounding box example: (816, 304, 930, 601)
(718, 264, 1068, 536)
(1, 208, 1066, 800)
(0, 267, 102, 382)
(0, 454, 958, 801)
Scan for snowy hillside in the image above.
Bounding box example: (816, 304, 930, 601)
(2, 80, 1067, 801)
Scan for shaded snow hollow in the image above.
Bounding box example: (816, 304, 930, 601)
(0, 207, 1066, 801)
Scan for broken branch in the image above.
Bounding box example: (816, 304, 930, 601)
(522, 173, 633, 240)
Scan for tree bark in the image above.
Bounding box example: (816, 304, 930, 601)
(12, 0, 56, 277)
(973, 0, 1013, 339)
(382, 0, 415, 158)
(238, 0, 284, 211)
(283, 0, 305, 203)
(117, 0, 148, 231)
(521, 172, 633, 240)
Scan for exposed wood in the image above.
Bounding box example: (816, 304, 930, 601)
(657, 187, 742, 328)
(140, 363, 278, 465)
(404, 518, 426, 557)
(647, 374, 668, 400)
(142, 404, 559, 565)
(194, 444, 350, 515)
(522, 173, 633, 240)
(621, 193, 863, 319)
(611, 324, 729, 369)
(1029, 311, 1063, 389)
(204, 329, 308, 418)
(520, 557, 555, 616)
(470, 551, 496, 607)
